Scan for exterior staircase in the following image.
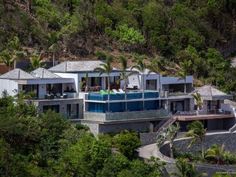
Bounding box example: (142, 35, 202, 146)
(156, 115, 177, 135)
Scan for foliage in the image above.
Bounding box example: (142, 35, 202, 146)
(108, 24, 145, 45)
(113, 130, 141, 159)
(172, 158, 203, 177)
(1, 0, 236, 92)
(157, 123, 180, 158)
(186, 121, 206, 158)
(0, 96, 164, 177)
(29, 52, 44, 70)
(192, 92, 203, 112)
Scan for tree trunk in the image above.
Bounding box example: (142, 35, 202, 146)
(170, 142, 174, 158)
(28, 0, 32, 13)
(107, 75, 110, 112)
(52, 53, 55, 66)
(124, 78, 127, 111)
(201, 142, 204, 159)
(184, 77, 187, 94)
(142, 74, 145, 110)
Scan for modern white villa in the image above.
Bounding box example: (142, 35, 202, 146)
(0, 60, 235, 134)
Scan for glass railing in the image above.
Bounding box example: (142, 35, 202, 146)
(87, 91, 159, 101)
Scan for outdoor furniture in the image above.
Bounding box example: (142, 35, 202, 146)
(56, 93, 61, 98)
(119, 89, 125, 93)
(112, 89, 119, 94)
(62, 93, 68, 98)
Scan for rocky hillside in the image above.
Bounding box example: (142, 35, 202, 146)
(1, 0, 236, 92)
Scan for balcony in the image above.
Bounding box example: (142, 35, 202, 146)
(174, 110, 234, 121)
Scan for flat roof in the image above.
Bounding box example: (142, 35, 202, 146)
(49, 60, 119, 73)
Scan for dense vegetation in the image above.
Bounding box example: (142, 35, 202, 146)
(1, 0, 236, 92)
(0, 94, 165, 177)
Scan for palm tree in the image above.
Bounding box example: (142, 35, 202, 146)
(148, 57, 168, 95)
(48, 42, 60, 66)
(177, 60, 192, 94)
(186, 121, 206, 159)
(172, 158, 202, 177)
(29, 52, 44, 70)
(94, 56, 113, 112)
(131, 56, 146, 110)
(192, 92, 203, 115)
(205, 144, 226, 165)
(119, 56, 135, 111)
(157, 123, 180, 158)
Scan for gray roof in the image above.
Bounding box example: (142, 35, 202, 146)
(49, 60, 117, 72)
(0, 69, 35, 80)
(195, 85, 232, 100)
(31, 68, 61, 79)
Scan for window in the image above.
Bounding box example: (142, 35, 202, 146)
(146, 80, 157, 90)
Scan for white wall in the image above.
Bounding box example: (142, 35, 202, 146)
(0, 79, 18, 97)
(128, 73, 161, 90)
(38, 84, 47, 99)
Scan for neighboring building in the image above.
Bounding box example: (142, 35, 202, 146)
(195, 85, 233, 114)
(0, 68, 83, 120)
(176, 85, 235, 131)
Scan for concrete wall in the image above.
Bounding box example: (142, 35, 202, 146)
(0, 79, 18, 97)
(33, 98, 83, 119)
(81, 120, 150, 135)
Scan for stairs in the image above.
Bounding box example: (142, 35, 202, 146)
(156, 115, 176, 135)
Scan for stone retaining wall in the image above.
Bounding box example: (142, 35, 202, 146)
(173, 132, 236, 155)
(158, 132, 236, 176)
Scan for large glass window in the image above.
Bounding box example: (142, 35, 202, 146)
(22, 85, 38, 97)
(67, 104, 79, 119)
(146, 80, 157, 90)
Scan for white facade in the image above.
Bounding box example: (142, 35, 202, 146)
(128, 71, 193, 92)
(0, 79, 18, 96)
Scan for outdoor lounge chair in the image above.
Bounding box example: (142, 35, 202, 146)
(112, 89, 119, 94)
(119, 89, 125, 93)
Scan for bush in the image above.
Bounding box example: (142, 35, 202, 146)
(113, 130, 141, 159)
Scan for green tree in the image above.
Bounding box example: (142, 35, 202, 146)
(192, 92, 203, 115)
(94, 56, 113, 112)
(205, 144, 226, 165)
(29, 52, 44, 70)
(96, 154, 129, 177)
(186, 121, 206, 158)
(119, 56, 134, 111)
(131, 55, 147, 110)
(113, 131, 141, 159)
(172, 158, 202, 177)
(177, 60, 192, 94)
(157, 123, 180, 158)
